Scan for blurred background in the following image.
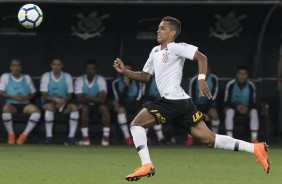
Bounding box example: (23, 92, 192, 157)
(0, 0, 282, 144)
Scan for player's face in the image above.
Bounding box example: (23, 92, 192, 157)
(236, 69, 248, 83)
(85, 64, 96, 76)
(51, 59, 63, 73)
(10, 59, 22, 75)
(157, 21, 175, 44)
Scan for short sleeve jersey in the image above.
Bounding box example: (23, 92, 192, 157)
(74, 74, 107, 95)
(143, 42, 198, 100)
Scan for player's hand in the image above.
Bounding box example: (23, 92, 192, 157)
(113, 58, 125, 74)
(198, 80, 212, 99)
(236, 104, 248, 115)
(13, 95, 28, 101)
(53, 97, 65, 105)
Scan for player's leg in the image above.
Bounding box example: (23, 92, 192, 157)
(79, 105, 90, 145)
(208, 107, 220, 134)
(43, 103, 55, 144)
(125, 108, 156, 181)
(249, 108, 259, 143)
(116, 106, 132, 145)
(16, 104, 41, 144)
(64, 103, 79, 145)
(2, 104, 17, 144)
(99, 104, 111, 146)
(224, 108, 235, 137)
(191, 121, 270, 174)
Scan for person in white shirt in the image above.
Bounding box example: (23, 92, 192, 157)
(40, 58, 79, 145)
(0, 59, 41, 145)
(75, 59, 111, 146)
(113, 16, 270, 181)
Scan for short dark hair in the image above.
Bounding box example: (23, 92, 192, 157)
(85, 59, 97, 67)
(51, 56, 63, 64)
(10, 58, 22, 65)
(162, 16, 181, 38)
(236, 65, 249, 73)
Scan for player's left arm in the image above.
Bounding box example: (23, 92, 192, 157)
(113, 58, 152, 84)
(193, 51, 212, 99)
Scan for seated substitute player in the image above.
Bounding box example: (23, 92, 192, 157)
(112, 63, 143, 145)
(113, 16, 270, 181)
(0, 59, 41, 145)
(186, 69, 220, 146)
(142, 74, 168, 145)
(40, 58, 79, 145)
(224, 66, 260, 143)
(75, 59, 111, 146)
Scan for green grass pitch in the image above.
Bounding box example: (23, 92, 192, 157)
(0, 145, 281, 184)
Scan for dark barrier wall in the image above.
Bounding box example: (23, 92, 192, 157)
(0, 3, 281, 78)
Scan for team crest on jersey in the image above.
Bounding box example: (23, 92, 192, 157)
(162, 52, 169, 63)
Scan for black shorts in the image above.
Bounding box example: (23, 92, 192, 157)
(78, 104, 100, 114)
(10, 104, 27, 113)
(143, 97, 205, 127)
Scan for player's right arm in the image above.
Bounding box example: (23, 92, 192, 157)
(40, 73, 63, 104)
(113, 58, 152, 84)
(0, 73, 28, 101)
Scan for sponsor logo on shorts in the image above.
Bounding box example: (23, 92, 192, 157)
(150, 109, 166, 124)
(192, 111, 203, 122)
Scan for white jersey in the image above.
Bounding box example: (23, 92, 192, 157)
(143, 42, 198, 100)
(0, 73, 36, 93)
(74, 74, 107, 94)
(40, 71, 74, 93)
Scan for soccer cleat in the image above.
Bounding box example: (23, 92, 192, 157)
(254, 142, 270, 174)
(125, 163, 155, 181)
(8, 133, 15, 145)
(78, 140, 90, 146)
(65, 137, 76, 146)
(16, 134, 27, 145)
(125, 137, 133, 145)
(44, 137, 53, 145)
(101, 136, 109, 146)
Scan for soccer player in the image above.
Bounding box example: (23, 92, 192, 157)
(75, 59, 111, 146)
(112, 63, 142, 145)
(0, 59, 41, 144)
(113, 16, 270, 181)
(186, 69, 220, 145)
(40, 58, 79, 145)
(142, 75, 168, 145)
(224, 66, 260, 143)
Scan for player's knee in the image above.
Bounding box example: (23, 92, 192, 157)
(81, 105, 89, 114)
(100, 104, 109, 114)
(44, 104, 55, 111)
(69, 104, 78, 112)
(117, 106, 126, 114)
(2, 104, 13, 113)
